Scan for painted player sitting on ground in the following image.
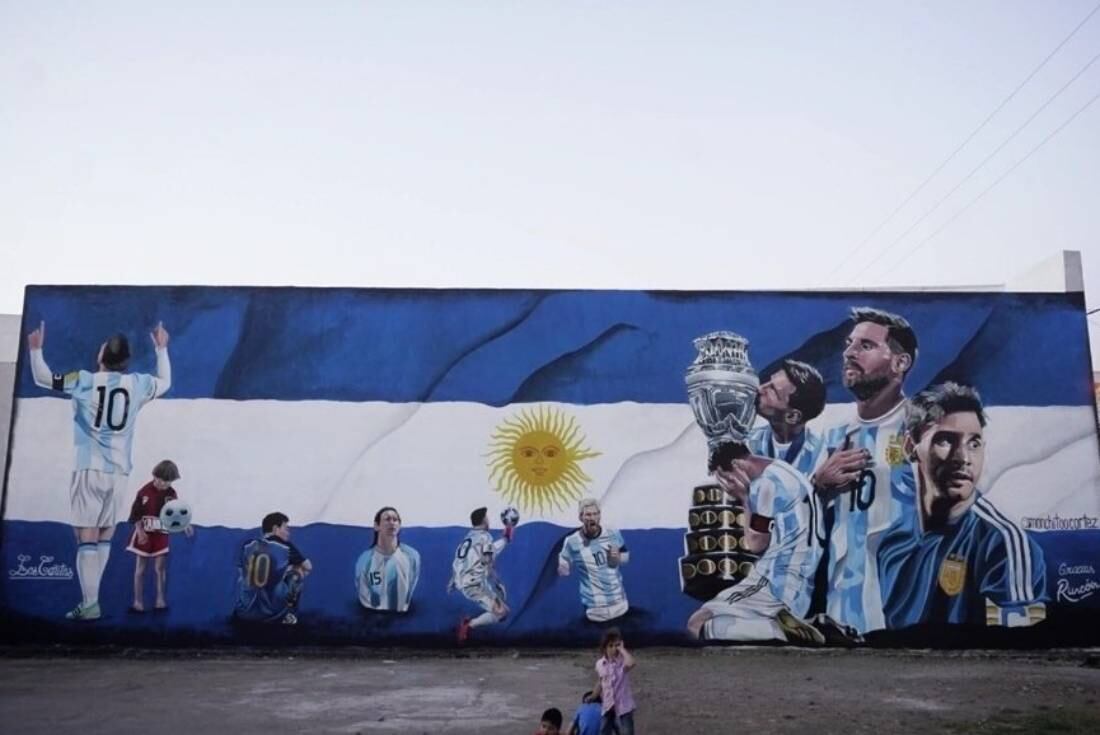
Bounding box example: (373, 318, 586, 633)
(355, 506, 421, 613)
(449, 506, 514, 642)
(27, 320, 172, 622)
(878, 383, 1047, 628)
(686, 441, 825, 644)
(233, 512, 313, 625)
(126, 459, 192, 612)
(558, 498, 630, 622)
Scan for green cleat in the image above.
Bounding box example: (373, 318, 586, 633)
(64, 602, 101, 621)
(777, 609, 824, 646)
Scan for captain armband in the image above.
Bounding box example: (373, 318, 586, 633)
(749, 515, 774, 534)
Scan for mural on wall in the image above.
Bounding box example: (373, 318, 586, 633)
(1, 286, 1098, 646)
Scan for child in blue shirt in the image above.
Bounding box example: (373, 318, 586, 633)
(568, 691, 602, 735)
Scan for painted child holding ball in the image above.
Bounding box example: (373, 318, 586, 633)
(126, 459, 192, 612)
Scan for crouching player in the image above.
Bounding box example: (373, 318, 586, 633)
(687, 442, 825, 644)
(234, 512, 312, 625)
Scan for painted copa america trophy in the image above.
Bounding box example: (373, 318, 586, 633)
(680, 331, 763, 601)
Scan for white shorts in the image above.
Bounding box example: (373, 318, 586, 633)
(700, 572, 787, 642)
(69, 469, 124, 528)
(585, 599, 629, 622)
(462, 581, 506, 614)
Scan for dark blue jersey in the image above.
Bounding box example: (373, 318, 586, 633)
(878, 494, 1046, 628)
(233, 534, 307, 621)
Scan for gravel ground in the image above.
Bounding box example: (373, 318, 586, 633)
(1, 647, 1098, 734)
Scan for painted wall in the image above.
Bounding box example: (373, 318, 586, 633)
(2, 286, 1098, 647)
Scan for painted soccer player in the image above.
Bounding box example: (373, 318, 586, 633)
(813, 307, 918, 635)
(354, 506, 421, 613)
(558, 498, 630, 622)
(686, 441, 825, 644)
(878, 383, 1047, 628)
(748, 359, 828, 477)
(27, 320, 171, 621)
(450, 506, 514, 642)
(234, 512, 313, 625)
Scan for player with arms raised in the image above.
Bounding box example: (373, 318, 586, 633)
(27, 320, 171, 621)
(450, 506, 515, 642)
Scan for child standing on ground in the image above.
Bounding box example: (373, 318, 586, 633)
(593, 628, 636, 735)
(126, 460, 191, 611)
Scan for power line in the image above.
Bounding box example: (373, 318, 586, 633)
(850, 48, 1100, 284)
(876, 88, 1100, 275)
(826, 0, 1100, 281)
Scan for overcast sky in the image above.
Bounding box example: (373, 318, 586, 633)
(2, 2, 1099, 356)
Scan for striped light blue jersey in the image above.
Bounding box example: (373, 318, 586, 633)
(749, 459, 823, 619)
(355, 544, 421, 612)
(558, 527, 629, 610)
(878, 494, 1046, 628)
(747, 424, 826, 478)
(451, 529, 506, 591)
(59, 369, 162, 475)
(821, 401, 917, 634)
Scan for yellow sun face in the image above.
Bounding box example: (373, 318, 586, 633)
(488, 406, 601, 515)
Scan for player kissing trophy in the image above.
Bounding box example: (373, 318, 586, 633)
(681, 331, 762, 601)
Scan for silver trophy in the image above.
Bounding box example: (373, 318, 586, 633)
(680, 331, 761, 600)
(685, 331, 759, 452)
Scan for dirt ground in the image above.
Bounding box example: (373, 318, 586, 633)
(1, 647, 1098, 734)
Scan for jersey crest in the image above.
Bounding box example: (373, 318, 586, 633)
(884, 433, 906, 467)
(938, 554, 966, 596)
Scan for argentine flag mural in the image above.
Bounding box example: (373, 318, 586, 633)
(1, 286, 1098, 646)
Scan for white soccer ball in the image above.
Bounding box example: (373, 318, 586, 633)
(500, 506, 520, 527)
(160, 499, 193, 533)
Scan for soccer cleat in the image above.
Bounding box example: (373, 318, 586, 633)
(65, 601, 101, 621)
(281, 612, 298, 625)
(776, 609, 825, 646)
(809, 613, 865, 647)
(456, 616, 471, 644)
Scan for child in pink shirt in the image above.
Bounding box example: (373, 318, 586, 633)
(593, 628, 636, 735)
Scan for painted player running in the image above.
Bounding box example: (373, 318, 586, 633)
(27, 320, 172, 621)
(558, 498, 630, 622)
(686, 440, 826, 644)
(878, 383, 1047, 628)
(355, 506, 421, 613)
(450, 506, 514, 642)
